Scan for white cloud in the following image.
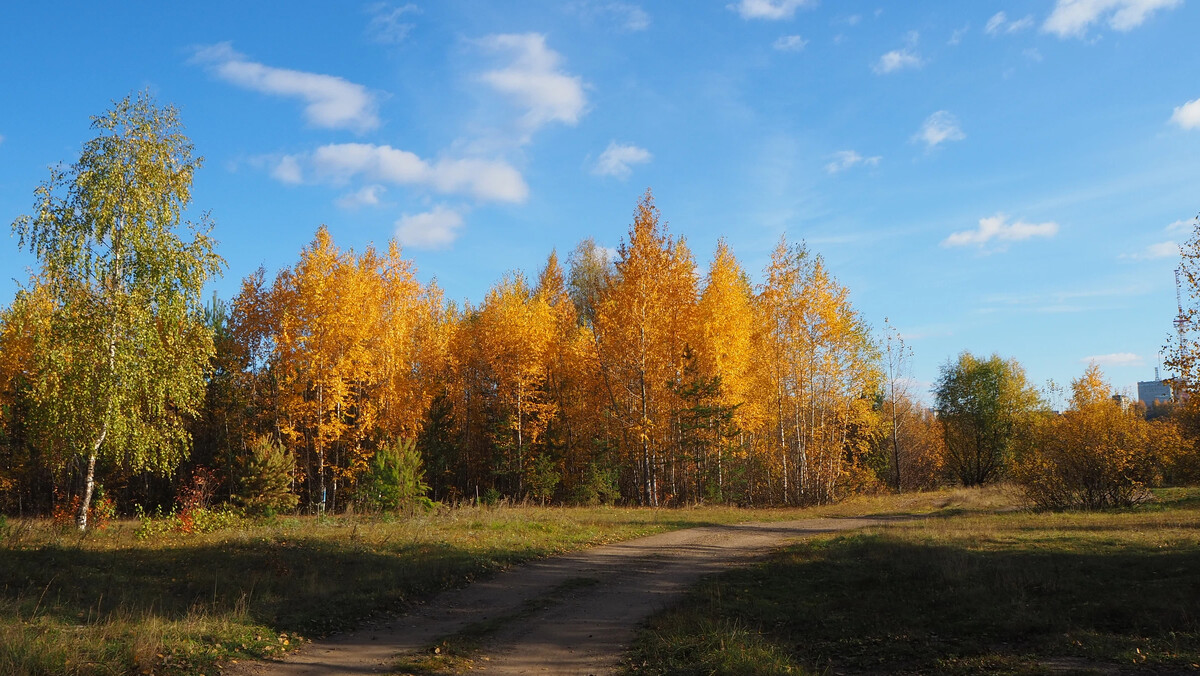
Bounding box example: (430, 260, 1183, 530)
(986, 11, 1035, 35)
(192, 43, 380, 133)
(272, 155, 304, 184)
(1044, 0, 1182, 38)
(874, 32, 923, 74)
(773, 35, 808, 51)
(395, 205, 465, 249)
(914, 111, 965, 148)
(825, 150, 881, 174)
(943, 213, 1059, 247)
(593, 142, 652, 179)
(1024, 48, 1044, 62)
(1122, 240, 1180, 260)
(335, 184, 386, 209)
(948, 25, 969, 45)
(728, 0, 815, 20)
(277, 143, 529, 203)
(1170, 98, 1200, 130)
(1167, 218, 1196, 233)
(1081, 352, 1144, 367)
(0, 134, 5, 146)
(875, 48, 922, 73)
(366, 2, 418, 44)
(477, 33, 587, 132)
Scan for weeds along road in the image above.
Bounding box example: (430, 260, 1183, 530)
(228, 516, 889, 676)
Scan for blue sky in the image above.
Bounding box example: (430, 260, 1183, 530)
(2, 0, 1199, 403)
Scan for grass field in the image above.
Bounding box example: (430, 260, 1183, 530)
(625, 487, 1200, 675)
(0, 490, 1000, 676)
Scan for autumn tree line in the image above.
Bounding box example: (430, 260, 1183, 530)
(1, 94, 1199, 526)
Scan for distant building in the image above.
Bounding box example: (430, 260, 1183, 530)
(1112, 394, 1132, 410)
(1137, 379, 1173, 407)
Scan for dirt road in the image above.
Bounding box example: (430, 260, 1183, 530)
(229, 516, 886, 676)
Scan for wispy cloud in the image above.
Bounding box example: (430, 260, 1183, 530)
(728, 0, 816, 20)
(275, 143, 528, 203)
(943, 213, 1058, 247)
(593, 142, 652, 179)
(477, 33, 587, 135)
(898, 325, 955, 341)
(773, 35, 808, 51)
(394, 205, 465, 249)
(1044, 0, 1182, 38)
(914, 110, 965, 149)
(365, 3, 418, 44)
(1121, 241, 1179, 260)
(948, 24, 969, 45)
(983, 283, 1152, 315)
(874, 31, 923, 74)
(335, 184, 386, 209)
(272, 155, 304, 184)
(985, 11, 1035, 35)
(825, 150, 881, 174)
(1082, 352, 1144, 367)
(192, 42, 380, 133)
(569, 2, 650, 31)
(1170, 97, 1200, 130)
(1166, 218, 1196, 233)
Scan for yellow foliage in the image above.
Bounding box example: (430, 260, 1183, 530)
(1015, 364, 1175, 509)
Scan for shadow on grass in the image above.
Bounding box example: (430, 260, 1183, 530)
(1, 538, 514, 636)
(630, 531, 1200, 674)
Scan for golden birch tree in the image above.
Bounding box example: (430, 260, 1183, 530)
(753, 238, 880, 504)
(593, 190, 699, 505)
(475, 273, 557, 497)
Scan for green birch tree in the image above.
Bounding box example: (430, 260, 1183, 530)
(12, 92, 223, 529)
(935, 352, 1042, 486)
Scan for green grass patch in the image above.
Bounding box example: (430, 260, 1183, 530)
(626, 488, 1200, 675)
(0, 490, 994, 676)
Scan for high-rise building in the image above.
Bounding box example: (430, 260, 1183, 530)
(1137, 379, 1173, 407)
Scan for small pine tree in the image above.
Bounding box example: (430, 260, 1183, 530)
(360, 437, 431, 513)
(526, 453, 561, 505)
(234, 436, 299, 516)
